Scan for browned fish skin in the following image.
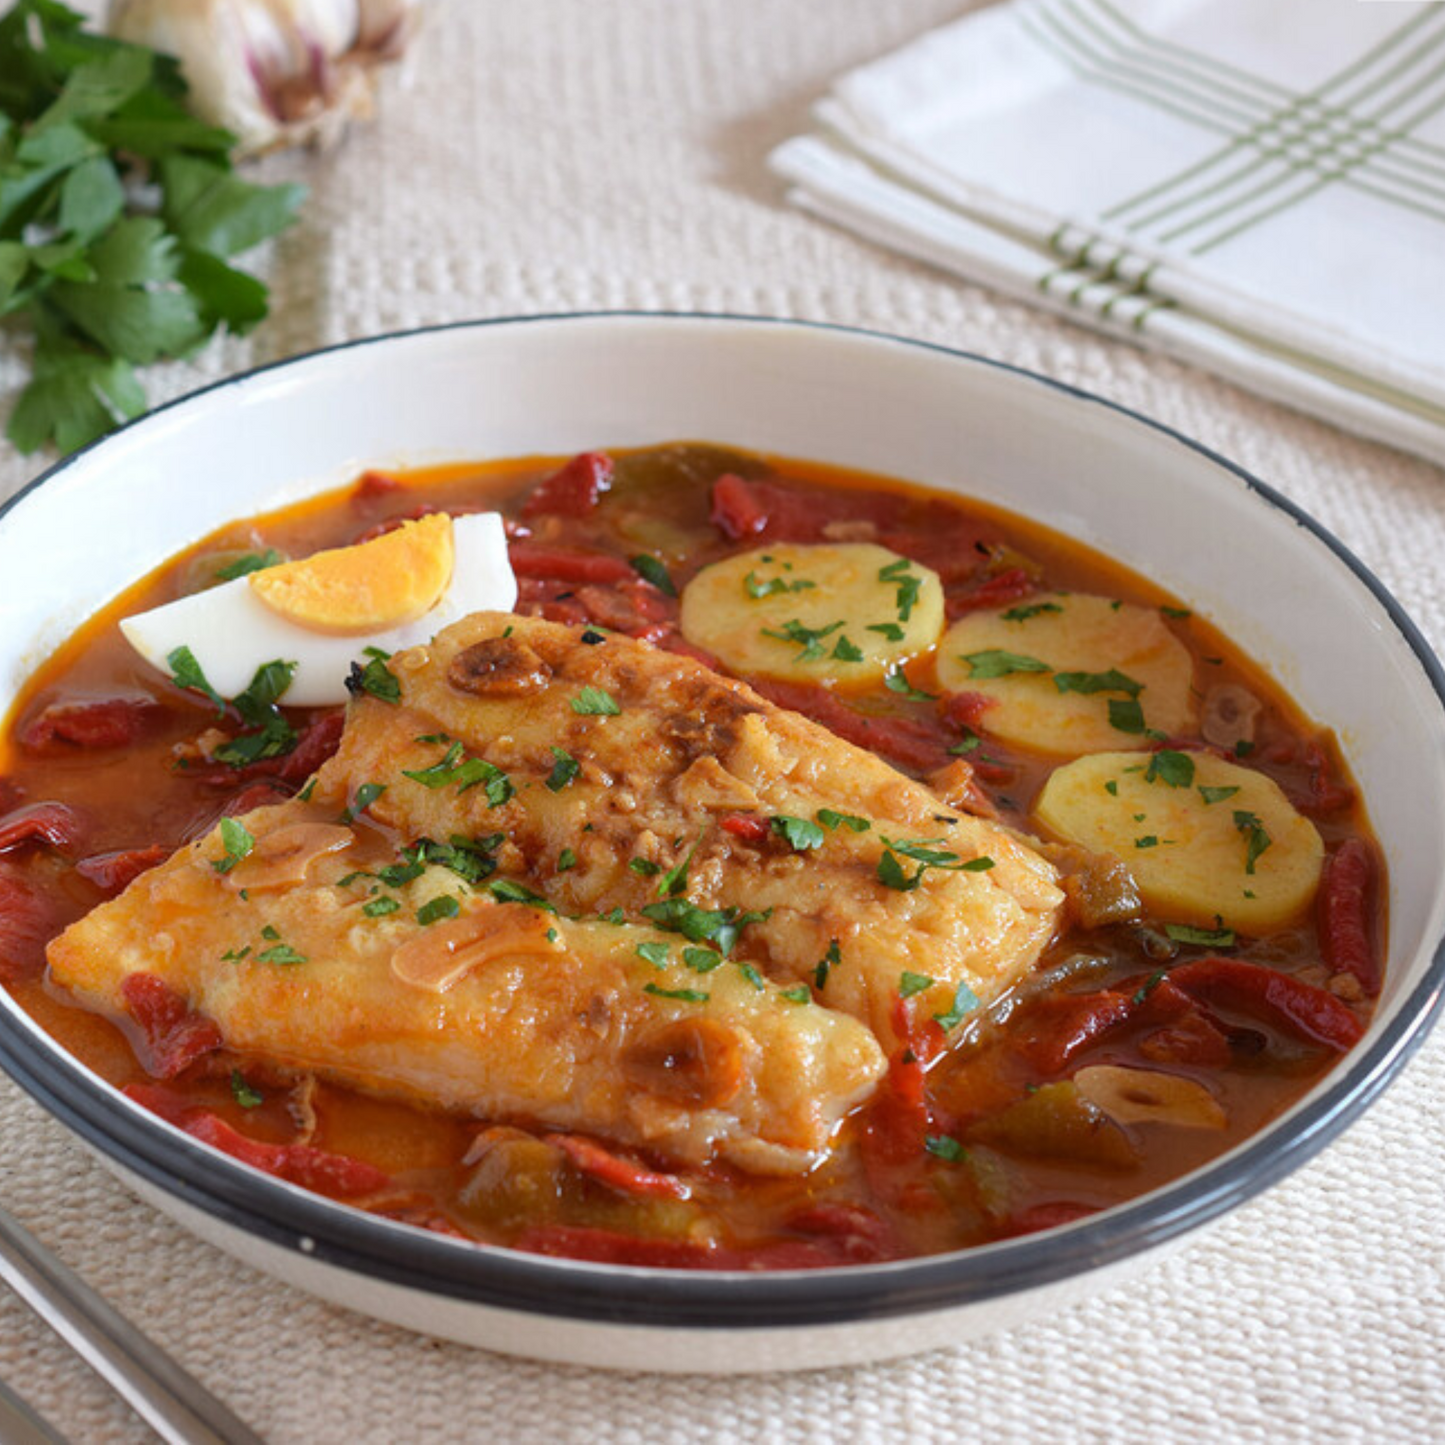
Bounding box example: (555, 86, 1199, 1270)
(47, 805, 885, 1175)
(318, 612, 1063, 1048)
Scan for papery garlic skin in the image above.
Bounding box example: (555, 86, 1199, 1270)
(108, 0, 420, 154)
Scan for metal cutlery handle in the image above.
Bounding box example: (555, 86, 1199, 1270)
(0, 1205, 265, 1445)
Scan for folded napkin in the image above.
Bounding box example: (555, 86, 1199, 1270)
(772, 0, 1445, 467)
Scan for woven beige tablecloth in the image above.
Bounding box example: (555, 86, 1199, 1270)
(2, 3, 1443, 1441)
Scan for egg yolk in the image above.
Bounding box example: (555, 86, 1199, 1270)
(249, 514, 455, 635)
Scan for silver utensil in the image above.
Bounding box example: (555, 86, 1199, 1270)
(0, 1202, 266, 1445)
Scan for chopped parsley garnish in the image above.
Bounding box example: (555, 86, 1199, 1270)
(1145, 751, 1195, 789)
(403, 741, 513, 807)
(963, 649, 1051, 680)
(1000, 602, 1062, 622)
(744, 571, 816, 599)
(1165, 922, 1236, 947)
(296, 778, 316, 803)
(260, 925, 280, 940)
(557, 848, 577, 873)
(212, 817, 254, 874)
(221, 946, 251, 963)
(736, 963, 765, 991)
(866, 622, 905, 641)
(580, 629, 606, 645)
(1233, 810, 1273, 874)
(831, 635, 864, 663)
(641, 899, 769, 955)
(644, 983, 709, 1003)
(629, 857, 662, 877)
(230, 1071, 264, 1109)
(814, 939, 841, 989)
(924, 1135, 967, 1163)
(1160, 605, 1192, 619)
(488, 879, 557, 912)
(210, 660, 300, 767)
(933, 979, 981, 1031)
(347, 651, 401, 704)
(1131, 970, 1167, 1005)
(417, 835, 502, 885)
(760, 618, 843, 662)
(546, 746, 581, 792)
(215, 549, 281, 581)
(817, 809, 870, 833)
(630, 554, 677, 596)
(166, 645, 226, 714)
(1199, 784, 1240, 805)
(949, 731, 980, 756)
(571, 685, 620, 716)
(771, 815, 826, 851)
(1053, 668, 1142, 698)
(363, 896, 401, 917)
(779, 985, 810, 1004)
(878, 557, 923, 621)
(339, 781, 386, 824)
(597, 907, 626, 925)
(657, 833, 704, 898)
(256, 941, 306, 966)
(1104, 779, 1119, 796)
(877, 836, 989, 890)
(416, 896, 460, 926)
(1108, 697, 1146, 735)
(899, 970, 934, 998)
(884, 668, 938, 703)
(635, 942, 670, 969)
(683, 947, 724, 973)
(1135, 836, 1161, 849)
(377, 851, 426, 888)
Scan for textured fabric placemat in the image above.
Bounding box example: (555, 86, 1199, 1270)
(1, 4, 1443, 1441)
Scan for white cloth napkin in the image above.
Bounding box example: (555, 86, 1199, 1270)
(772, 0, 1445, 468)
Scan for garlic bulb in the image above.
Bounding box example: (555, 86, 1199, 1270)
(107, 0, 421, 154)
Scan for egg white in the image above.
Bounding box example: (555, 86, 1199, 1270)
(121, 512, 517, 707)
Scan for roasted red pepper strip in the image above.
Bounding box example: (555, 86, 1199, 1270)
(786, 1202, 900, 1264)
(1317, 839, 1380, 996)
(521, 452, 613, 518)
(719, 812, 771, 844)
(0, 801, 85, 855)
(0, 863, 54, 984)
(1013, 989, 1133, 1074)
(1168, 957, 1364, 1051)
(123, 1084, 390, 1197)
(19, 695, 156, 753)
(187, 711, 344, 789)
(544, 1132, 690, 1200)
(76, 845, 170, 896)
(508, 543, 635, 585)
(120, 973, 223, 1078)
(752, 680, 947, 774)
(998, 1201, 1099, 1239)
(708, 473, 769, 540)
(513, 1224, 842, 1271)
(946, 567, 1035, 619)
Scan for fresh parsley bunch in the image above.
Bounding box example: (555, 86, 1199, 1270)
(0, 0, 305, 455)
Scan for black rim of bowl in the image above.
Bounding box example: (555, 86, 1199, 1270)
(1, 312, 1442, 1331)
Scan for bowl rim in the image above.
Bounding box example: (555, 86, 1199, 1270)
(1, 310, 1443, 1330)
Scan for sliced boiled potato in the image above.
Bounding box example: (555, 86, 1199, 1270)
(680, 543, 944, 687)
(1033, 750, 1323, 933)
(936, 594, 1195, 755)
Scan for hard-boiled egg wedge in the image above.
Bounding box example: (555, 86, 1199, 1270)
(1033, 749, 1323, 934)
(936, 594, 1195, 755)
(121, 512, 516, 707)
(680, 543, 944, 688)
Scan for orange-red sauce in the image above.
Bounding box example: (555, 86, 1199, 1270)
(0, 443, 1382, 1268)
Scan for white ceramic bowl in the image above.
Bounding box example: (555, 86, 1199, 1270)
(2, 315, 1443, 1373)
